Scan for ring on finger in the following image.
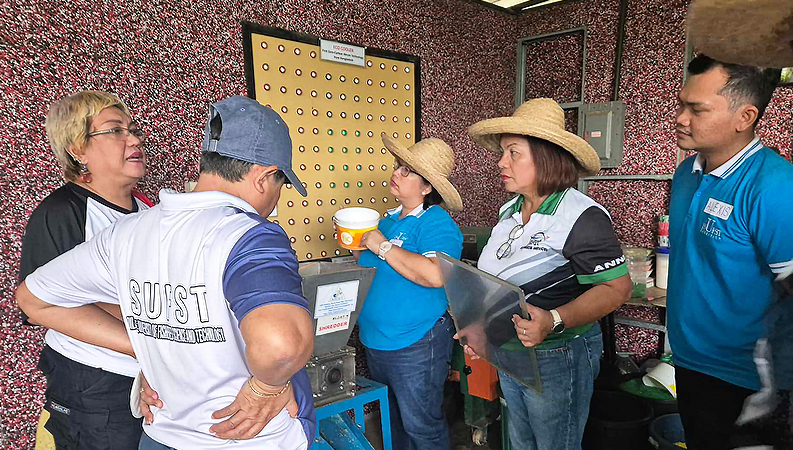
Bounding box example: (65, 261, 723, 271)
(140, 388, 145, 395)
(522, 329, 526, 335)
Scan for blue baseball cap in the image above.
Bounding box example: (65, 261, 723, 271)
(202, 96, 307, 196)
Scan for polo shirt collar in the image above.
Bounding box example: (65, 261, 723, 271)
(499, 189, 569, 221)
(159, 189, 258, 214)
(386, 203, 427, 219)
(691, 136, 762, 179)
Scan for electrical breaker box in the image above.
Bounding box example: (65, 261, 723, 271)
(578, 101, 625, 169)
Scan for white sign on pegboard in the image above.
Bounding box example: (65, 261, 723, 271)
(320, 39, 365, 67)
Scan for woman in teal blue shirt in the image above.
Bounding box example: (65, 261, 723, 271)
(354, 133, 463, 450)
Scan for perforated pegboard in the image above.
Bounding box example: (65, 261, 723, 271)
(243, 23, 421, 261)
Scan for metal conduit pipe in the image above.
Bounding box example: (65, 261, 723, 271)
(612, 0, 629, 101)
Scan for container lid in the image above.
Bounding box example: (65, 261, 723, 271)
(333, 207, 381, 227)
(656, 247, 670, 254)
(622, 246, 653, 261)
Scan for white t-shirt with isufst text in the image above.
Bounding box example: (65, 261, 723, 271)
(26, 190, 314, 450)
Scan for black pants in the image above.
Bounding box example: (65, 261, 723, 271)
(38, 345, 142, 450)
(676, 365, 758, 450)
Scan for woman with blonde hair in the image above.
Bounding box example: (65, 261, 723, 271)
(19, 90, 150, 449)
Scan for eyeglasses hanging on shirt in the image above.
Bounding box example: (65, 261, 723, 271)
(496, 223, 525, 260)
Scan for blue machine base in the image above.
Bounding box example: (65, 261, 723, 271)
(313, 376, 393, 450)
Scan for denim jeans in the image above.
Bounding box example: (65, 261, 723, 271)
(138, 433, 176, 450)
(365, 313, 454, 450)
(498, 322, 602, 450)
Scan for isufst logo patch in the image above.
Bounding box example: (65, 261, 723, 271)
(704, 198, 733, 220)
(521, 231, 550, 252)
(390, 231, 407, 247)
(700, 217, 722, 240)
(594, 255, 626, 272)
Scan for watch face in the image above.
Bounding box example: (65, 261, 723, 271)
(552, 322, 565, 333)
(378, 241, 392, 259)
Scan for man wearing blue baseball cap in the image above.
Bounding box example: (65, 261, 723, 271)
(18, 96, 316, 449)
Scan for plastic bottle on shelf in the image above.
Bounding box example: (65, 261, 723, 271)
(658, 215, 670, 247)
(656, 247, 670, 289)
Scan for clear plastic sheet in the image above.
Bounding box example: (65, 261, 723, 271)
(438, 253, 542, 394)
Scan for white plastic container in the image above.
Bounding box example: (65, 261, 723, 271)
(643, 362, 676, 398)
(332, 207, 381, 250)
(655, 247, 670, 289)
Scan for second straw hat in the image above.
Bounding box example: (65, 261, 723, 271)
(381, 133, 463, 211)
(687, 0, 793, 68)
(467, 98, 601, 175)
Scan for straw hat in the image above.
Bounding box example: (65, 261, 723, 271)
(381, 133, 463, 211)
(687, 0, 793, 68)
(467, 98, 601, 175)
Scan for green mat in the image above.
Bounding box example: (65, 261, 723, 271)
(619, 377, 675, 400)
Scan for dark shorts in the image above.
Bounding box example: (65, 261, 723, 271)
(38, 345, 142, 450)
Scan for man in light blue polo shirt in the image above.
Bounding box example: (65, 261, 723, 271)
(669, 54, 793, 449)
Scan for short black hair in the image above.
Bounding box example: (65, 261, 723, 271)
(199, 153, 286, 183)
(687, 54, 781, 127)
(199, 152, 254, 182)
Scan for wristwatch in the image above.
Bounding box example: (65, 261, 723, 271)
(550, 309, 565, 334)
(378, 241, 393, 260)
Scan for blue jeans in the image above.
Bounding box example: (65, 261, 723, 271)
(138, 432, 176, 450)
(498, 322, 602, 450)
(365, 313, 454, 450)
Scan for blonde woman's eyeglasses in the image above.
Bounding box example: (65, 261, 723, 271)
(88, 126, 145, 141)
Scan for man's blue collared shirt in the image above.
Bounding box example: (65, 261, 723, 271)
(668, 137, 793, 390)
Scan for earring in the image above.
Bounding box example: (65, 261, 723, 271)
(78, 160, 92, 184)
(68, 152, 91, 183)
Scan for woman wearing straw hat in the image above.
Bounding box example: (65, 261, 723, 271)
(467, 98, 632, 450)
(354, 133, 463, 450)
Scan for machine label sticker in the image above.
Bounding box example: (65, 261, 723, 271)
(314, 280, 359, 318)
(316, 312, 351, 336)
(704, 198, 733, 220)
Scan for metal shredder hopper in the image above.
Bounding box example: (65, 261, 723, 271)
(299, 261, 376, 407)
